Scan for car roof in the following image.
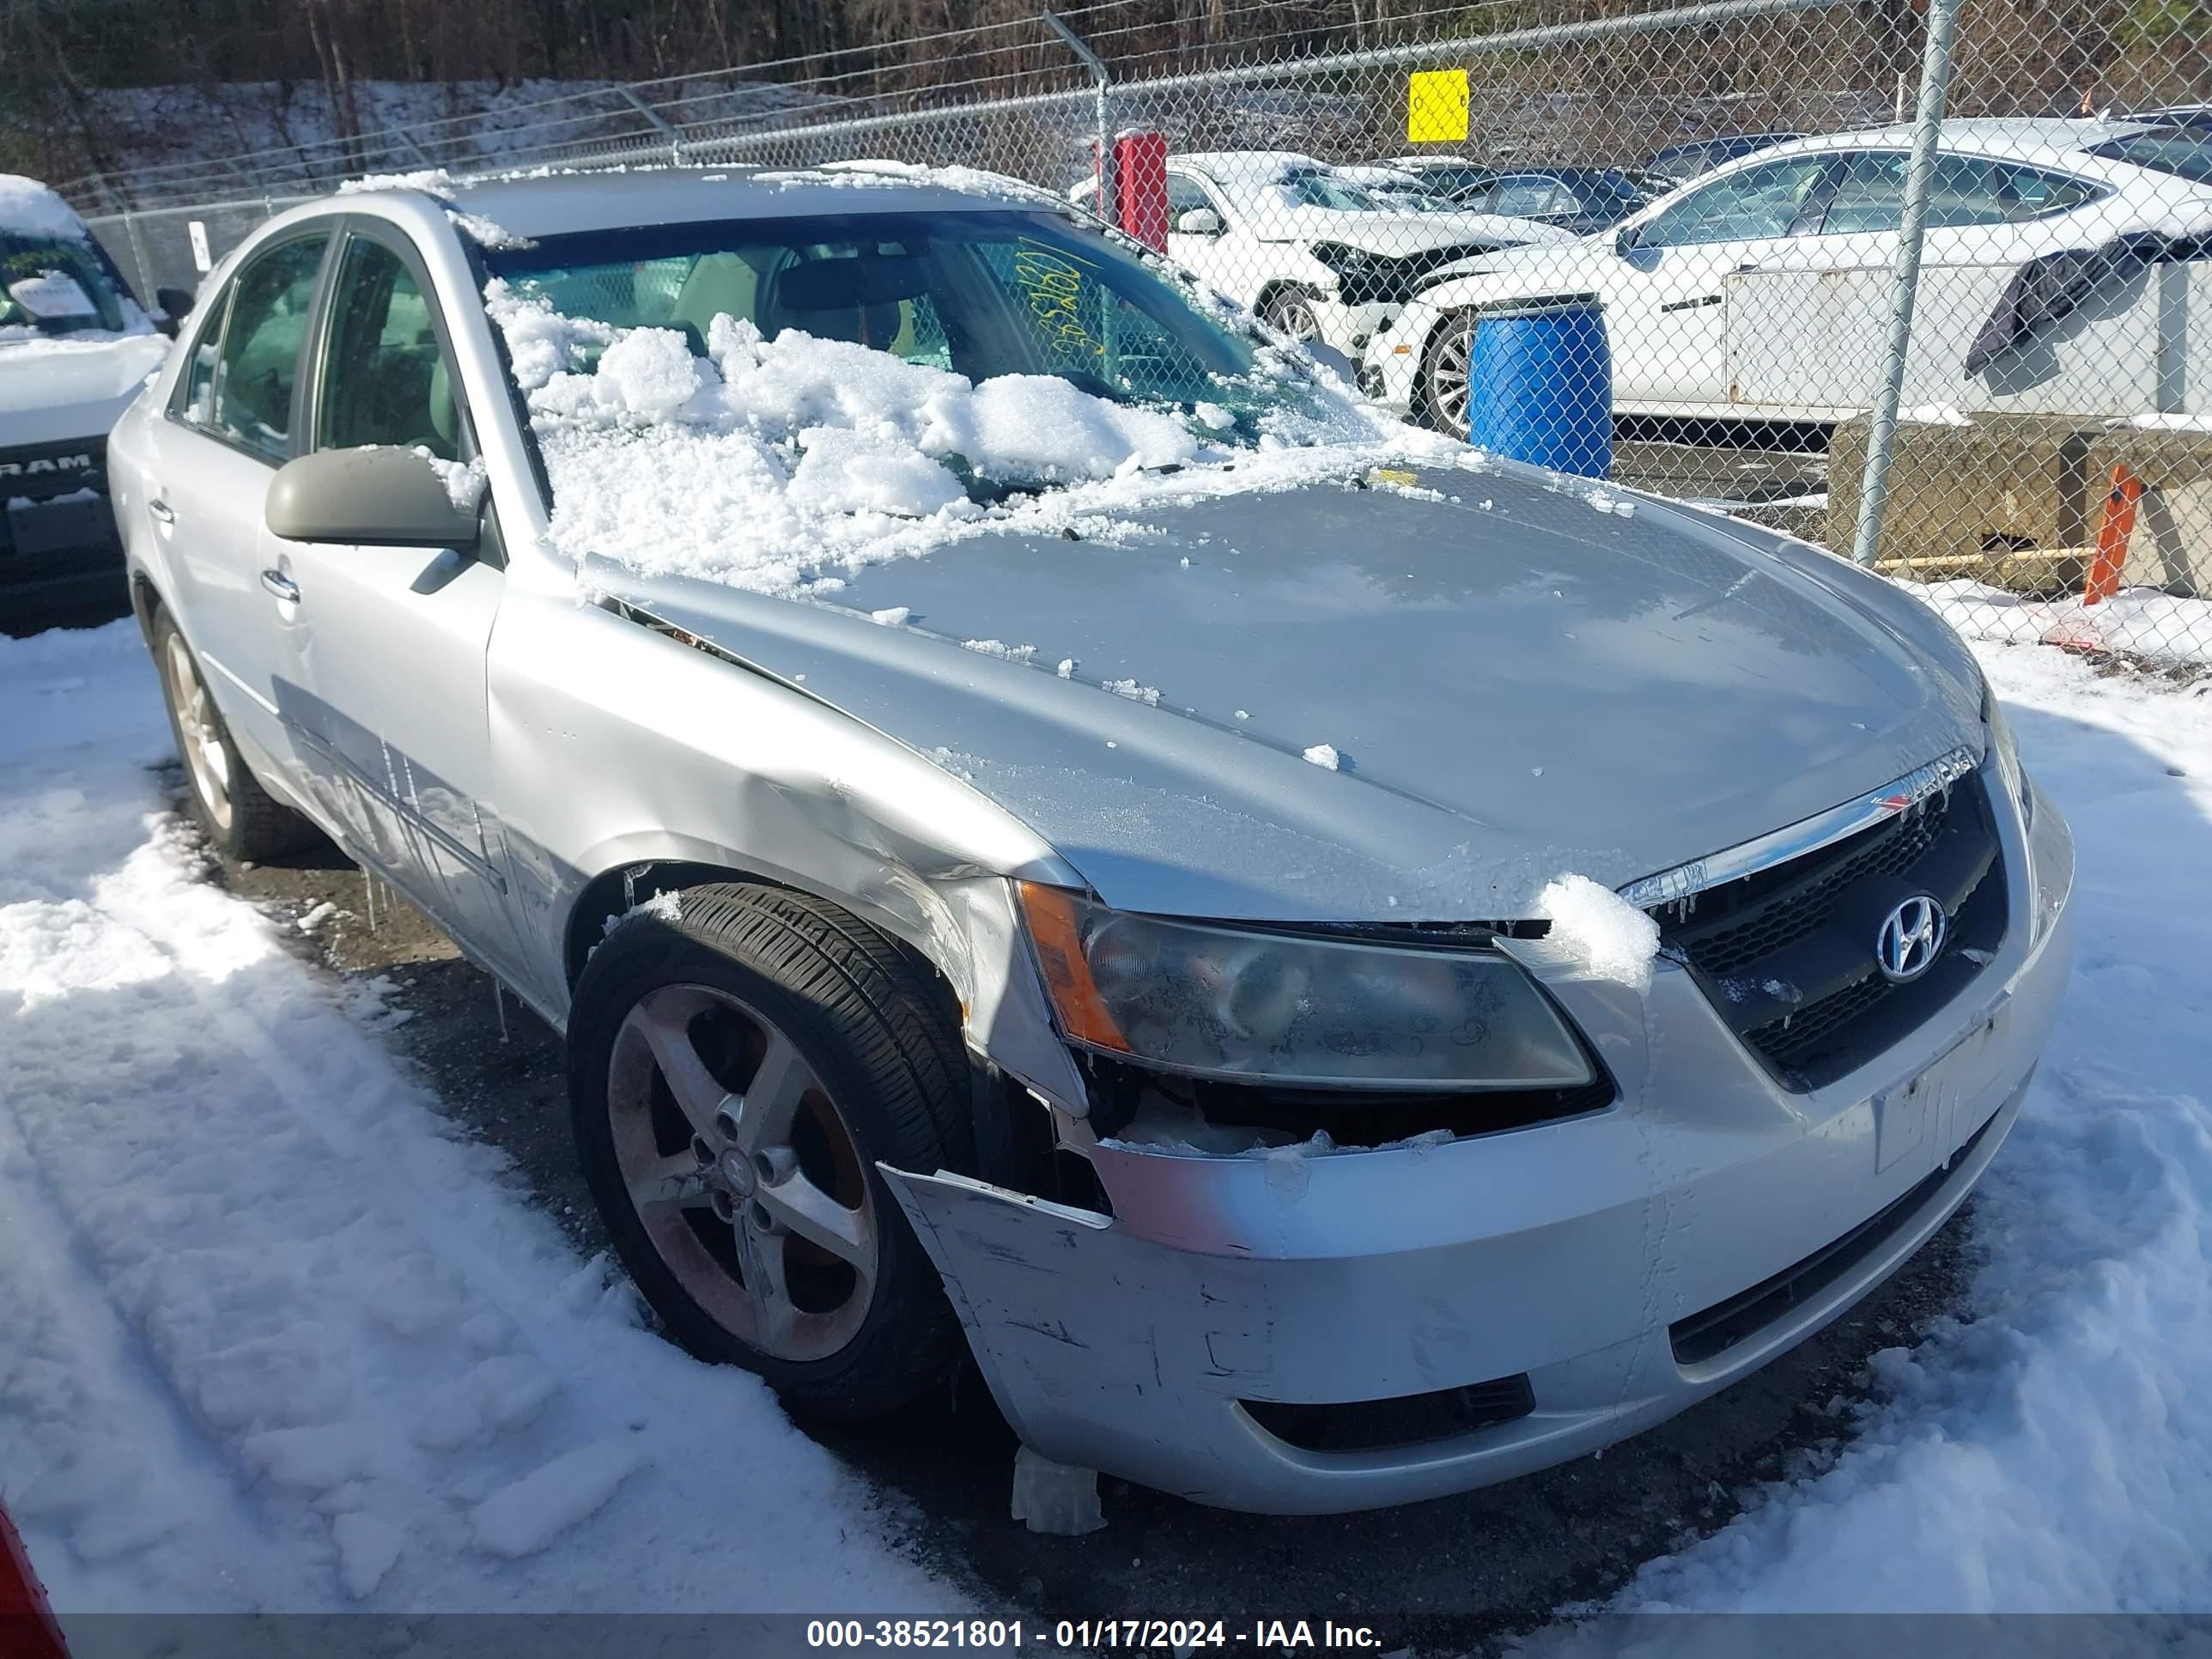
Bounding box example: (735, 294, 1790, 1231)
(1337, 164, 1426, 186)
(1173, 151, 1327, 184)
(1752, 117, 2166, 167)
(347, 164, 1067, 241)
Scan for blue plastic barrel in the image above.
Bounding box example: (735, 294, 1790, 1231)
(1464, 295, 1613, 479)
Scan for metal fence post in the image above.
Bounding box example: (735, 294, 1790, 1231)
(614, 84, 685, 165)
(1042, 9, 1113, 219)
(1849, 0, 1966, 569)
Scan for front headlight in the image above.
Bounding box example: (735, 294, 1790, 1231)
(1017, 884, 1595, 1090)
(1985, 686, 2032, 829)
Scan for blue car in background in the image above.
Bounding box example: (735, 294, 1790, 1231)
(1645, 131, 1803, 184)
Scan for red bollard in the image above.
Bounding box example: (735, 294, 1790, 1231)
(1113, 131, 1169, 252)
(0, 1501, 70, 1659)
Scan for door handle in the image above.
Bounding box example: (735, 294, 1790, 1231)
(149, 498, 176, 524)
(260, 568, 301, 604)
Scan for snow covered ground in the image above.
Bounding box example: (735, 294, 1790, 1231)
(3, 616, 2209, 1625)
(0, 623, 958, 1617)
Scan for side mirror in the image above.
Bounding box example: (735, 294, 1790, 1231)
(1174, 207, 1223, 236)
(153, 285, 193, 340)
(1613, 226, 1640, 257)
(265, 446, 479, 550)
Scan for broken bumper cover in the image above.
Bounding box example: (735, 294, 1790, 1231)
(884, 775, 2075, 1516)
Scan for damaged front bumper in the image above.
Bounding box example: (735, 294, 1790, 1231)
(884, 772, 2076, 1516)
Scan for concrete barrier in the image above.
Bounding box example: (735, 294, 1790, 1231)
(1829, 412, 2212, 598)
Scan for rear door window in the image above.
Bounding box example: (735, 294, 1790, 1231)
(1817, 151, 2108, 234)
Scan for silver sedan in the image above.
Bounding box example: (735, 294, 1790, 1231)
(107, 167, 2075, 1518)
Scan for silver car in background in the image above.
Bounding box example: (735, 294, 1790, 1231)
(107, 168, 2075, 1516)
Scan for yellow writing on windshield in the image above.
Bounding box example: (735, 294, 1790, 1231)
(1011, 240, 1106, 365)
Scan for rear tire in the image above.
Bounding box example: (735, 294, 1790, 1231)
(150, 609, 319, 861)
(568, 882, 977, 1422)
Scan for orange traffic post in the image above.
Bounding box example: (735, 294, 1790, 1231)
(2083, 464, 2145, 607)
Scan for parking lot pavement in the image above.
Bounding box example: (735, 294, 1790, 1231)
(1612, 424, 1832, 545)
(208, 830, 1973, 1650)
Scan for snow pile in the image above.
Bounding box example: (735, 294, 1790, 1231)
(486, 278, 1456, 598)
(1535, 871, 1662, 994)
(338, 169, 531, 248)
(0, 173, 91, 241)
(1534, 640, 2212, 1621)
(1301, 744, 1342, 769)
(0, 623, 957, 1615)
(1911, 578, 2212, 668)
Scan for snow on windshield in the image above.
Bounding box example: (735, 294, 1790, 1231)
(0, 173, 153, 345)
(485, 211, 1461, 598)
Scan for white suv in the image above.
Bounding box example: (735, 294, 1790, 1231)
(1077, 150, 1571, 353)
(1, 175, 175, 632)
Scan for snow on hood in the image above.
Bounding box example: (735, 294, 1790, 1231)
(0, 331, 168, 447)
(489, 282, 1463, 599)
(586, 464, 1986, 921)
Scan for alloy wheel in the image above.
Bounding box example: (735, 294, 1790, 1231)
(163, 632, 233, 833)
(605, 982, 878, 1363)
(1427, 315, 1474, 439)
(1270, 294, 1323, 343)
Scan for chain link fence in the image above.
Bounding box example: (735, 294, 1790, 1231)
(70, 0, 2212, 669)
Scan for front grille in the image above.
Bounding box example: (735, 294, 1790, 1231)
(0, 434, 112, 562)
(1745, 975, 1887, 1074)
(1669, 1107, 1997, 1366)
(1689, 800, 1949, 978)
(1342, 242, 1499, 307)
(0, 434, 108, 503)
(1242, 1374, 1534, 1453)
(1652, 772, 2008, 1091)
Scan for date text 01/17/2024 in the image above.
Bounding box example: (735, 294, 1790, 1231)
(805, 1620, 1390, 1651)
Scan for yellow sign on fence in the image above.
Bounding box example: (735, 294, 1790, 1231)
(1406, 69, 1469, 143)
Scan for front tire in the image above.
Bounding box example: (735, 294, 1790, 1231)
(568, 882, 977, 1422)
(1264, 288, 1325, 345)
(1420, 311, 1475, 441)
(151, 610, 317, 861)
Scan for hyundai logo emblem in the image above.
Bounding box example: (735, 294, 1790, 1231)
(1876, 895, 1948, 983)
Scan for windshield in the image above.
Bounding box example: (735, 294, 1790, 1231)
(0, 231, 130, 339)
(478, 203, 1404, 592)
(483, 209, 1275, 416)
(1274, 168, 1385, 212)
(1345, 173, 1462, 214)
(1558, 168, 1658, 209)
(2087, 126, 2212, 185)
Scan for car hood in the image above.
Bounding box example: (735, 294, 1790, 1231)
(0, 331, 169, 450)
(1410, 234, 1614, 301)
(1267, 209, 1574, 254)
(587, 463, 1983, 923)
